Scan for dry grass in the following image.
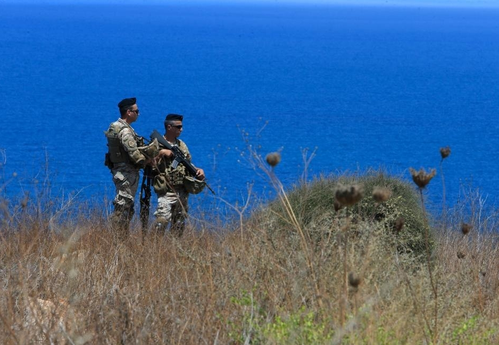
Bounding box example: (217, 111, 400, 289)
(1, 174, 499, 344)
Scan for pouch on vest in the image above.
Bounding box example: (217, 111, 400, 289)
(153, 173, 169, 195)
(104, 153, 114, 169)
(107, 137, 128, 164)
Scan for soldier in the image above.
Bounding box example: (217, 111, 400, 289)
(105, 97, 151, 240)
(152, 114, 205, 236)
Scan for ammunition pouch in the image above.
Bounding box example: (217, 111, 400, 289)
(169, 166, 186, 186)
(104, 153, 114, 169)
(153, 173, 169, 195)
(106, 136, 130, 165)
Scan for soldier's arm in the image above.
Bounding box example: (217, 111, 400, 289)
(180, 141, 204, 179)
(119, 128, 147, 167)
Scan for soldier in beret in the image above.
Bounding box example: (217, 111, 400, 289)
(105, 97, 151, 240)
(152, 113, 205, 236)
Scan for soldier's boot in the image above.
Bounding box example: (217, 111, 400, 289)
(111, 205, 132, 242)
(121, 210, 133, 241)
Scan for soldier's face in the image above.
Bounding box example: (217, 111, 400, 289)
(126, 106, 139, 123)
(168, 121, 183, 138)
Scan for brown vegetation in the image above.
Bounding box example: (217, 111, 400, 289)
(0, 177, 498, 344)
(1, 141, 498, 343)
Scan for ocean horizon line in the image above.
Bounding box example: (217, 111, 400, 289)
(2, 0, 499, 9)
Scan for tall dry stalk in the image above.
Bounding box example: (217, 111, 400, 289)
(215, 184, 254, 240)
(335, 184, 363, 327)
(259, 151, 328, 311)
(409, 167, 438, 343)
(439, 146, 451, 228)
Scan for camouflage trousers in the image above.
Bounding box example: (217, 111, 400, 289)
(110, 164, 140, 240)
(154, 187, 188, 237)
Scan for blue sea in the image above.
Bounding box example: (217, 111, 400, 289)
(1, 2, 499, 217)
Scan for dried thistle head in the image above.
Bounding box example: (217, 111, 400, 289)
(348, 272, 362, 288)
(335, 184, 363, 207)
(409, 168, 436, 189)
(440, 146, 451, 159)
(394, 217, 405, 233)
(461, 223, 472, 235)
(265, 152, 281, 167)
(372, 186, 392, 203)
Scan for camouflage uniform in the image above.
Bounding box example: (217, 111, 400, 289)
(105, 118, 147, 239)
(153, 138, 191, 237)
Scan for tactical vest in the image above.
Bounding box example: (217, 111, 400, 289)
(105, 120, 144, 165)
(170, 139, 189, 186)
(157, 139, 190, 187)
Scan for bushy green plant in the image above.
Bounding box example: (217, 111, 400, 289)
(254, 171, 431, 258)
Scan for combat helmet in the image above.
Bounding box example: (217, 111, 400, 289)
(183, 176, 206, 194)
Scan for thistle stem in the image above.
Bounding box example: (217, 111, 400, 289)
(440, 159, 447, 230)
(419, 188, 438, 343)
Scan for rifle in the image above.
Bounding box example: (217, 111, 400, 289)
(140, 165, 153, 237)
(150, 129, 215, 195)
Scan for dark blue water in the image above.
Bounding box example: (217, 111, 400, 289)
(1, 3, 499, 215)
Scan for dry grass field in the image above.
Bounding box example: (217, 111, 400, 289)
(1, 153, 499, 344)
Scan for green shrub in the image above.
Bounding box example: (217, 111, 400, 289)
(253, 171, 431, 258)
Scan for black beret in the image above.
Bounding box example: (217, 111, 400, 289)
(165, 113, 183, 122)
(117, 97, 136, 109)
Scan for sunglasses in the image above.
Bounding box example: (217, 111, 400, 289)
(170, 125, 183, 129)
(129, 109, 139, 114)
